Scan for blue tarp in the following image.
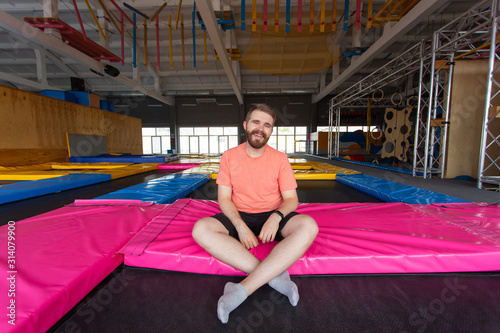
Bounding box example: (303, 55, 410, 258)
(0, 173, 111, 205)
(336, 173, 470, 204)
(94, 173, 210, 204)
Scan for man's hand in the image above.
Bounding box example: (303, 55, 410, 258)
(258, 214, 281, 243)
(237, 224, 259, 249)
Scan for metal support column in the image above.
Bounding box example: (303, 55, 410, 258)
(478, 0, 500, 190)
(327, 99, 340, 159)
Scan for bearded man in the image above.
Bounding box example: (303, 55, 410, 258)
(192, 103, 318, 323)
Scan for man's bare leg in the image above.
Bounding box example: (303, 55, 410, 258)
(192, 214, 318, 323)
(192, 217, 260, 274)
(193, 217, 260, 323)
(239, 215, 318, 296)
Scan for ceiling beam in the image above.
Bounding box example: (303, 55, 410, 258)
(312, 0, 446, 103)
(1, 28, 85, 87)
(0, 71, 56, 91)
(196, 1, 243, 105)
(0, 9, 174, 105)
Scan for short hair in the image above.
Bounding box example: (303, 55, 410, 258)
(246, 103, 277, 124)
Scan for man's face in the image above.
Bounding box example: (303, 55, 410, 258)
(243, 110, 274, 149)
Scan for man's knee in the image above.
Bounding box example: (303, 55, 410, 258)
(283, 214, 318, 240)
(302, 215, 319, 239)
(192, 217, 227, 243)
(192, 218, 209, 243)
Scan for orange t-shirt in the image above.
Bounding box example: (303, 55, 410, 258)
(216, 143, 297, 213)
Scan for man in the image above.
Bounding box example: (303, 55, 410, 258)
(192, 103, 318, 324)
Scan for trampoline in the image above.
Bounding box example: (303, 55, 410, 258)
(0, 166, 499, 333)
(50, 266, 500, 333)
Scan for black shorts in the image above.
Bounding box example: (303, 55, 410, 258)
(213, 210, 299, 242)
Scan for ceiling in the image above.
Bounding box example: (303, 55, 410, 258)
(0, 0, 479, 106)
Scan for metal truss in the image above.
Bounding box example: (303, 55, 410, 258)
(414, 0, 499, 185)
(328, 0, 499, 189)
(413, 34, 454, 179)
(413, 0, 497, 179)
(337, 97, 411, 109)
(330, 42, 423, 109)
(478, 0, 500, 190)
(328, 99, 340, 159)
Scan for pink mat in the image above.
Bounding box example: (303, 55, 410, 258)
(0, 200, 168, 333)
(122, 199, 500, 275)
(157, 163, 202, 170)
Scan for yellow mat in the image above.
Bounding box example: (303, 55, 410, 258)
(0, 170, 71, 181)
(0, 163, 160, 181)
(176, 160, 361, 180)
(50, 163, 134, 170)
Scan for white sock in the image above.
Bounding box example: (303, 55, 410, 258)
(217, 282, 248, 324)
(268, 270, 299, 306)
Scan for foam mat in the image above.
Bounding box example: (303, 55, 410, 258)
(336, 173, 470, 204)
(0, 173, 111, 204)
(94, 173, 210, 204)
(69, 154, 179, 164)
(0, 163, 160, 181)
(123, 199, 500, 276)
(0, 200, 168, 333)
(176, 160, 361, 180)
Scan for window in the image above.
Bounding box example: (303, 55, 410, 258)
(142, 127, 171, 154)
(268, 126, 308, 153)
(179, 126, 238, 154)
(179, 126, 308, 155)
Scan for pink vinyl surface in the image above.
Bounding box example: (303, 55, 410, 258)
(124, 199, 500, 276)
(157, 163, 202, 170)
(0, 200, 168, 333)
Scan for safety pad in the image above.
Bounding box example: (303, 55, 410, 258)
(82, 163, 160, 180)
(69, 154, 179, 164)
(123, 199, 500, 276)
(50, 162, 134, 169)
(0, 173, 111, 205)
(0, 170, 71, 181)
(333, 157, 423, 176)
(0, 163, 159, 181)
(179, 160, 361, 180)
(93, 173, 210, 204)
(293, 161, 361, 180)
(157, 163, 202, 170)
(178, 163, 222, 177)
(336, 173, 470, 204)
(0, 200, 169, 333)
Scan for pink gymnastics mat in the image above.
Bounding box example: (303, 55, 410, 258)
(121, 199, 500, 276)
(157, 163, 202, 170)
(0, 200, 169, 333)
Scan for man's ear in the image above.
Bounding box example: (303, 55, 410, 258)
(243, 121, 247, 131)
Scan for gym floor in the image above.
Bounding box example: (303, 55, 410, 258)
(2, 158, 499, 333)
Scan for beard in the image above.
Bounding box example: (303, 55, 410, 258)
(246, 128, 269, 149)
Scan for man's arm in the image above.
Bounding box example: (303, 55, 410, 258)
(218, 185, 260, 249)
(258, 189, 299, 243)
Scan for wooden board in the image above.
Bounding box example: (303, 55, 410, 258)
(0, 149, 68, 167)
(446, 60, 500, 178)
(0, 85, 142, 166)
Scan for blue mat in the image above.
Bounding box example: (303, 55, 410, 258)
(0, 173, 111, 205)
(69, 154, 179, 164)
(336, 174, 470, 204)
(94, 173, 210, 204)
(332, 157, 423, 176)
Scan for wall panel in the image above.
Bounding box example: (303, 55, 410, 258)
(446, 60, 500, 178)
(0, 85, 142, 166)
